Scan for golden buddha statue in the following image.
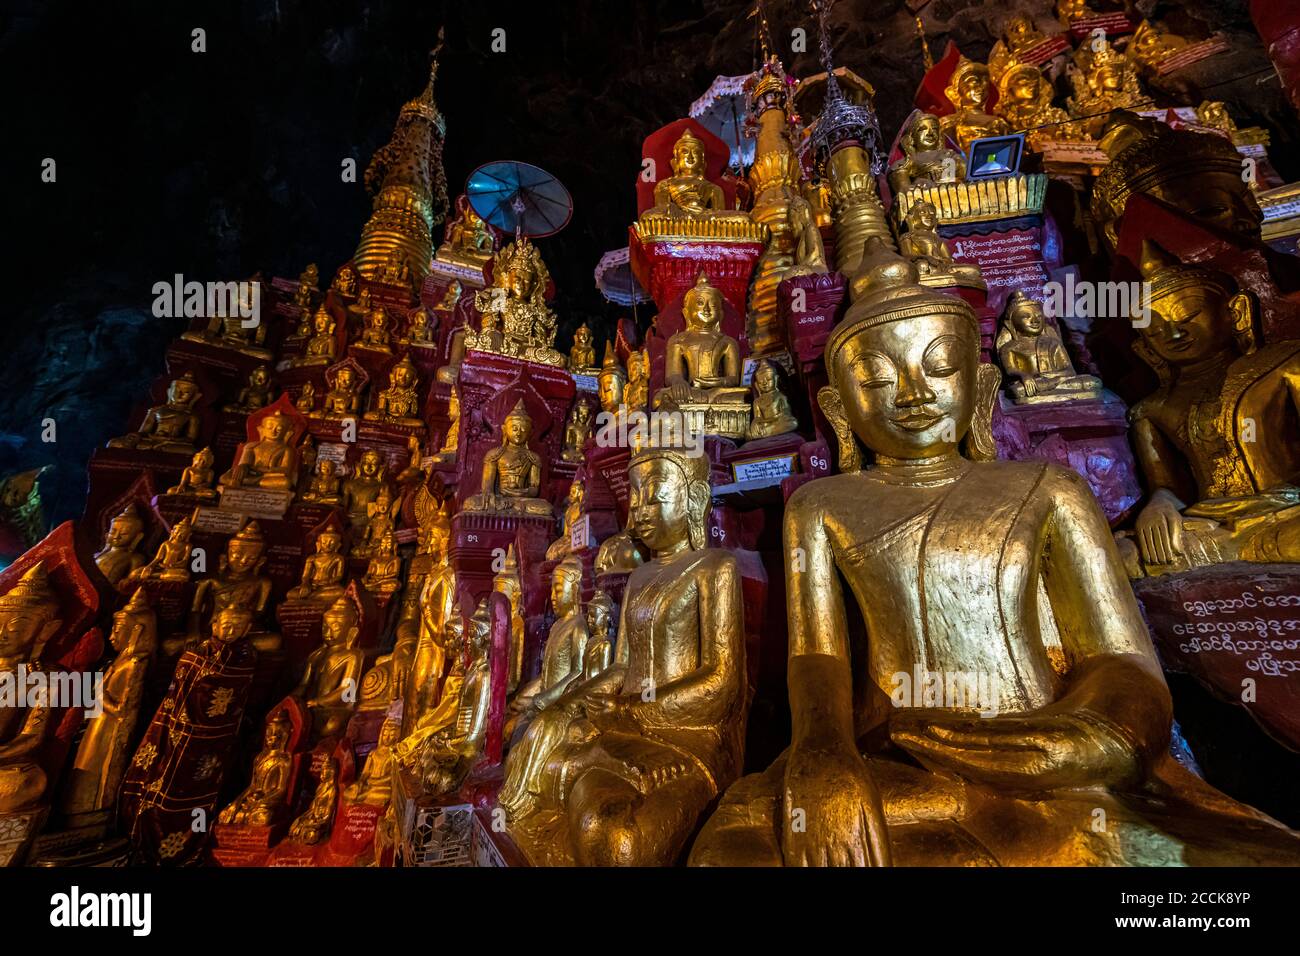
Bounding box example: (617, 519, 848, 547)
(400, 597, 462, 749)
(379, 249, 413, 290)
(404, 306, 436, 347)
(61, 587, 157, 820)
(295, 381, 316, 416)
(1055, 0, 1094, 23)
(293, 596, 365, 739)
(167, 447, 218, 499)
(128, 515, 193, 585)
(314, 365, 363, 421)
(593, 523, 646, 575)
(226, 365, 274, 413)
(1130, 19, 1189, 69)
(294, 265, 318, 313)
(503, 437, 748, 865)
(1195, 100, 1270, 148)
(0, 563, 64, 813)
(1122, 243, 1300, 576)
(293, 304, 314, 340)
(362, 530, 402, 595)
(560, 401, 593, 464)
(344, 717, 399, 806)
(995, 291, 1102, 404)
(93, 504, 147, 587)
(355, 484, 398, 558)
(988, 14, 1048, 81)
(568, 324, 599, 375)
(180, 282, 271, 360)
(220, 410, 298, 491)
(689, 256, 1300, 867)
(217, 711, 294, 826)
(493, 545, 527, 693)
(1067, 39, 1153, 137)
(898, 201, 986, 291)
(331, 264, 358, 299)
(437, 386, 460, 462)
(286, 528, 347, 605)
(437, 279, 463, 312)
(291, 306, 338, 368)
(342, 449, 392, 535)
(747, 359, 799, 440)
(463, 399, 552, 517)
(625, 348, 650, 413)
(358, 304, 394, 353)
(287, 756, 338, 845)
(582, 589, 615, 677)
(437, 197, 495, 269)
(188, 521, 278, 653)
(299, 458, 343, 505)
(995, 62, 1076, 150)
(940, 57, 1010, 155)
(366, 354, 423, 425)
(644, 128, 736, 220)
(887, 113, 965, 196)
(107, 372, 202, 455)
(547, 479, 587, 560)
(597, 342, 627, 417)
(469, 238, 565, 367)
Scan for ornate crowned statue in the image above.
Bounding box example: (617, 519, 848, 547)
(887, 113, 965, 197)
(468, 238, 565, 367)
(688, 255, 1300, 866)
(940, 57, 1009, 155)
(994, 61, 1076, 151)
(1067, 39, 1154, 138)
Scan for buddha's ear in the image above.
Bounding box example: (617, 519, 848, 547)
(817, 386, 862, 473)
(962, 364, 1002, 462)
(1130, 334, 1172, 387)
(1228, 292, 1258, 355)
(686, 480, 711, 551)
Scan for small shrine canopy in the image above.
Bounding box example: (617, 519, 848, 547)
(690, 74, 755, 169)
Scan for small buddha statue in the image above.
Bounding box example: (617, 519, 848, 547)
(61, 587, 156, 819)
(0, 564, 65, 813)
(503, 438, 748, 866)
(358, 304, 394, 353)
(286, 528, 348, 605)
(995, 291, 1102, 404)
(167, 447, 218, 500)
(401, 511, 456, 737)
(291, 306, 338, 368)
(995, 62, 1077, 150)
(437, 386, 459, 462)
(188, 521, 278, 654)
(365, 354, 423, 425)
(625, 348, 650, 413)
(597, 342, 627, 417)
(898, 201, 986, 290)
(293, 596, 365, 739)
(582, 589, 615, 677)
(493, 546, 527, 693)
(469, 238, 565, 367)
(107, 372, 203, 455)
(127, 515, 193, 585)
(689, 253, 1300, 867)
(362, 531, 402, 595)
(379, 250, 412, 290)
(1195, 100, 1270, 148)
(940, 57, 1010, 155)
(655, 271, 751, 410)
(299, 458, 343, 505)
(225, 365, 274, 413)
(887, 113, 966, 196)
(747, 359, 799, 440)
(1130, 19, 1189, 69)
(355, 484, 398, 558)
(341, 449, 393, 535)
(287, 757, 338, 845)
(93, 504, 148, 587)
(219, 411, 298, 491)
(988, 14, 1048, 81)
(437, 279, 463, 313)
(437, 196, 495, 268)
(560, 402, 593, 463)
(331, 264, 358, 299)
(1067, 39, 1153, 137)
(217, 711, 294, 826)
(547, 479, 586, 560)
(593, 524, 646, 575)
(644, 128, 747, 222)
(462, 399, 552, 517)
(404, 306, 436, 347)
(1055, 0, 1094, 23)
(568, 324, 599, 375)
(180, 280, 271, 359)
(314, 365, 364, 421)
(344, 717, 399, 806)
(298, 262, 320, 297)
(295, 381, 316, 416)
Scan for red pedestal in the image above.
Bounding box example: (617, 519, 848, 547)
(628, 227, 765, 318)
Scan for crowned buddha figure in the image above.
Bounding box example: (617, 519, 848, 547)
(129, 516, 193, 585)
(342, 449, 392, 536)
(314, 365, 364, 421)
(287, 756, 338, 845)
(62, 588, 157, 820)
(888, 114, 967, 197)
(94, 504, 148, 587)
(995, 62, 1076, 150)
(217, 711, 294, 826)
(291, 306, 338, 368)
(293, 596, 365, 740)
(345, 717, 399, 806)
(463, 400, 553, 517)
(362, 531, 402, 596)
(988, 14, 1048, 81)
(499, 556, 591, 813)
(1195, 100, 1270, 148)
(220, 411, 298, 492)
(996, 291, 1102, 404)
(940, 58, 1010, 155)
(366, 354, 423, 425)
(597, 343, 627, 418)
(107, 372, 202, 455)
(1067, 40, 1153, 137)
(331, 264, 358, 300)
(568, 324, 599, 375)
(898, 202, 985, 291)
(625, 348, 650, 414)
(502, 438, 747, 866)
(747, 359, 799, 441)
(226, 365, 274, 414)
(188, 521, 279, 654)
(689, 257, 1300, 867)
(469, 238, 565, 367)
(654, 272, 751, 431)
(547, 479, 587, 560)
(404, 306, 436, 347)
(1130, 19, 1189, 69)
(1121, 243, 1300, 576)
(0, 564, 65, 813)
(560, 402, 593, 464)
(168, 447, 218, 499)
(358, 304, 394, 353)
(300, 458, 343, 505)
(285, 529, 347, 606)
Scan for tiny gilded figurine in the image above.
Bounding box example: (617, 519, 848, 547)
(128, 515, 194, 585)
(290, 306, 338, 367)
(362, 530, 402, 595)
(747, 359, 799, 440)
(314, 364, 364, 420)
(219, 410, 298, 491)
(366, 354, 423, 425)
(167, 447, 218, 499)
(107, 371, 203, 455)
(342, 448, 393, 534)
(358, 303, 394, 353)
(568, 323, 599, 374)
(625, 348, 650, 413)
(404, 305, 436, 347)
(560, 401, 593, 463)
(286, 757, 339, 845)
(217, 710, 295, 826)
(888, 113, 965, 195)
(285, 528, 348, 605)
(995, 291, 1101, 404)
(299, 458, 343, 505)
(897, 201, 985, 290)
(225, 365, 275, 413)
(597, 342, 627, 417)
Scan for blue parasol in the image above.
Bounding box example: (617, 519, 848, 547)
(465, 161, 572, 239)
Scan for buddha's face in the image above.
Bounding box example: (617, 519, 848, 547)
(212, 607, 253, 644)
(0, 602, 56, 660)
(378, 532, 395, 555)
(833, 313, 978, 460)
(322, 606, 355, 645)
(169, 378, 199, 408)
(196, 448, 214, 469)
(629, 459, 691, 552)
(1201, 103, 1230, 128)
(911, 203, 938, 231)
(505, 265, 535, 300)
(359, 290, 372, 308)
(598, 372, 624, 411)
(410, 311, 427, 330)
(673, 139, 705, 176)
(629, 353, 646, 379)
(912, 116, 941, 150)
(755, 364, 776, 393)
(1153, 173, 1262, 241)
(226, 538, 263, 575)
(320, 760, 337, 782)
(358, 451, 381, 478)
(958, 71, 988, 107)
(1094, 64, 1122, 94)
(169, 522, 189, 544)
(258, 416, 290, 443)
(586, 598, 610, 635)
(337, 369, 356, 392)
(109, 611, 144, 654)
(106, 515, 143, 549)
(319, 460, 337, 478)
(575, 326, 590, 346)
(318, 531, 341, 555)
(1009, 70, 1041, 105)
(1010, 302, 1045, 336)
(551, 567, 580, 614)
(379, 720, 400, 748)
(1141, 287, 1241, 366)
(371, 307, 388, 329)
(393, 364, 414, 388)
(315, 311, 332, 334)
(265, 718, 290, 749)
(1006, 16, 1034, 46)
(685, 289, 721, 330)
(504, 416, 530, 445)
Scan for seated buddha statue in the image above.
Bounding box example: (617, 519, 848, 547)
(747, 359, 799, 440)
(897, 202, 985, 290)
(187, 521, 279, 654)
(344, 717, 399, 806)
(293, 596, 365, 740)
(1055, 0, 1095, 23)
(290, 306, 338, 368)
(654, 272, 750, 411)
(365, 355, 423, 425)
(437, 196, 495, 268)
(341, 449, 392, 535)
(437, 386, 460, 463)
(995, 291, 1101, 404)
(285, 528, 347, 605)
(689, 257, 1300, 867)
(0, 563, 65, 813)
(582, 589, 615, 677)
(220, 411, 298, 491)
(225, 365, 274, 414)
(995, 62, 1077, 150)
(463, 399, 552, 517)
(404, 306, 436, 347)
(643, 128, 748, 224)
(1067, 39, 1153, 137)
(128, 515, 193, 585)
(1195, 100, 1270, 148)
(331, 264, 357, 300)
(502, 439, 748, 866)
(287, 756, 338, 845)
(886, 114, 966, 197)
(568, 324, 599, 375)
(940, 58, 1010, 155)
(362, 531, 402, 596)
(167, 447, 217, 499)
(379, 251, 412, 291)
(470, 238, 565, 367)
(355, 484, 398, 558)
(987, 14, 1048, 81)
(1130, 19, 1189, 69)
(299, 458, 343, 505)
(217, 710, 294, 826)
(180, 280, 271, 360)
(358, 304, 394, 353)
(107, 372, 203, 455)
(293, 265, 318, 314)
(314, 365, 363, 421)
(560, 402, 593, 464)
(547, 479, 586, 560)
(294, 381, 316, 416)
(625, 348, 650, 413)
(1123, 242, 1300, 577)
(93, 504, 147, 588)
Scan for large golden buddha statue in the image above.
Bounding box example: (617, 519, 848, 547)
(689, 258, 1300, 866)
(644, 128, 749, 225)
(502, 438, 748, 866)
(462, 399, 552, 517)
(940, 57, 1009, 155)
(468, 238, 565, 367)
(219, 411, 298, 492)
(1123, 243, 1300, 576)
(292, 596, 365, 740)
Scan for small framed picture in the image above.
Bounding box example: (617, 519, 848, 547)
(966, 134, 1026, 179)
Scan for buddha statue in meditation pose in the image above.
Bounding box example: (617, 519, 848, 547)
(561, 402, 593, 464)
(168, 447, 217, 499)
(344, 717, 399, 806)
(643, 128, 748, 223)
(547, 479, 587, 560)
(597, 343, 627, 417)
(93, 504, 147, 588)
(293, 596, 365, 740)
(226, 365, 274, 414)
(404, 306, 435, 347)
(217, 710, 294, 826)
(655, 272, 750, 412)
(362, 531, 402, 595)
(107, 372, 203, 455)
(287, 756, 338, 845)
(463, 400, 552, 517)
(220, 411, 298, 492)
(366, 354, 423, 425)
(188, 521, 279, 654)
(314, 365, 363, 420)
(887, 113, 966, 196)
(568, 324, 599, 375)
(469, 238, 565, 367)
(897, 202, 985, 291)
(503, 438, 748, 866)
(688, 256, 1300, 866)
(940, 58, 1009, 155)
(300, 458, 343, 505)
(437, 196, 495, 269)
(129, 516, 193, 585)
(331, 264, 357, 300)
(342, 449, 393, 535)
(291, 306, 338, 368)
(625, 348, 650, 413)
(358, 304, 394, 353)
(987, 14, 1048, 81)
(747, 359, 799, 440)
(1123, 243, 1300, 576)
(285, 528, 347, 606)
(995, 291, 1101, 404)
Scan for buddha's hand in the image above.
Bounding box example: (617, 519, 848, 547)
(781, 742, 890, 867)
(1134, 489, 1184, 566)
